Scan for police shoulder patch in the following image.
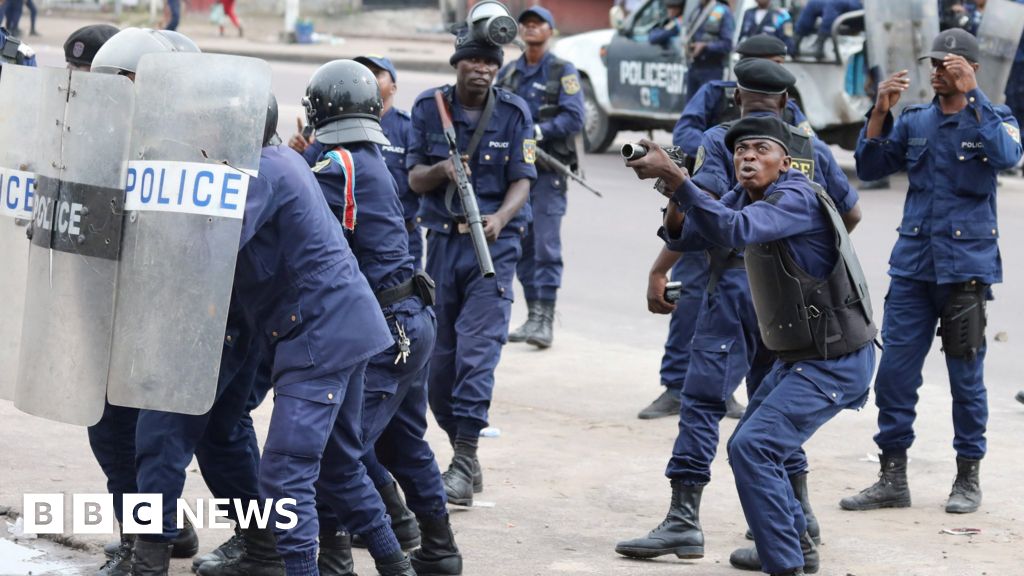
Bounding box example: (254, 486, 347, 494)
(561, 74, 581, 96)
(523, 139, 537, 164)
(1003, 122, 1021, 144)
(693, 145, 706, 175)
(312, 158, 332, 173)
(798, 120, 814, 137)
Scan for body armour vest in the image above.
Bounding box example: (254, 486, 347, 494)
(744, 182, 877, 362)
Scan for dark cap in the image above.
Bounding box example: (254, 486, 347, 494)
(519, 5, 556, 29)
(920, 28, 980, 63)
(449, 24, 504, 67)
(736, 34, 788, 59)
(725, 115, 791, 155)
(354, 54, 397, 83)
(64, 24, 120, 66)
(734, 58, 795, 95)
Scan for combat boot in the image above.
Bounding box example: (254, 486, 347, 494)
(792, 34, 804, 57)
(191, 526, 244, 572)
(472, 457, 483, 494)
(946, 457, 982, 514)
(375, 551, 416, 576)
(839, 453, 911, 511)
(131, 540, 173, 576)
(109, 518, 197, 559)
(442, 442, 477, 507)
(812, 35, 827, 60)
(744, 473, 820, 545)
(318, 529, 357, 576)
(729, 530, 818, 573)
(352, 481, 421, 550)
(96, 532, 133, 576)
(196, 527, 284, 576)
(508, 301, 542, 342)
(637, 388, 681, 420)
(526, 300, 555, 349)
(614, 481, 704, 559)
(410, 514, 462, 575)
(725, 393, 746, 420)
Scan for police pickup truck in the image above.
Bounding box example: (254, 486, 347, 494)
(553, 0, 871, 152)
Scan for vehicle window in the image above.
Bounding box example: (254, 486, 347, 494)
(630, 0, 667, 37)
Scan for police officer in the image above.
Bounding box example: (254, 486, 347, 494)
(629, 114, 878, 576)
(0, 26, 36, 67)
(683, 0, 734, 99)
(407, 27, 536, 507)
(738, 0, 795, 55)
(305, 59, 461, 576)
(793, 0, 862, 60)
(63, 24, 119, 71)
(1003, 3, 1024, 155)
(648, 0, 686, 52)
(498, 6, 584, 349)
(842, 28, 1021, 515)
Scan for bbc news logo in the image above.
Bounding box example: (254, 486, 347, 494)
(23, 494, 298, 534)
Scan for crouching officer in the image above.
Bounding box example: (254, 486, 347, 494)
(498, 5, 584, 349)
(408, 26, 536, 507)
(842, 29, 1021, 515)
(628, 115, 878, 576)
(304, 59, 461, 576)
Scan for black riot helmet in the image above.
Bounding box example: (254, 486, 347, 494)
(303, 59, 389, 147)
(264, 93, 280, 147)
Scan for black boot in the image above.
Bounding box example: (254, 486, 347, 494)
(318, 529, 357, 576)
(131, 540, 173, 576)
(109, 518, 196, 559)
(196, 527, 284, 576)
(352, 481, 421, 550)
(191, 526, 244, 572)
(725, 393, 746, 419)
(443, 442, 477, 507)
(508, 301, 542, 342)
(97, 532, 133, 576)
(839, 453, 911, 511)
(792, 34, 804, 57)
(637, 388, 681, 420)
(410, 514, 462, 575)
(729, 530, 818, 573)
(375, 551, 416, 576)
(526, 300, 555, 349)
(472, 457, 483, 494)
(614, 481, 704, 559)
(790, 473, 820, 545)
(812, 34, 827, 60)
(946, 457, 982, 514)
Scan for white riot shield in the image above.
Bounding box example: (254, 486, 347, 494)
(106, 53, 270, 414)
(13, 69, 134, 426)
(864, 0, 941, 112)
(977, 0, 1024, 105)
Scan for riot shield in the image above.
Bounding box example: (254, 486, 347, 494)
(106, 53, 270, 414)
(13, 69, 134, 426)
(976, 0, 1024, 105)
(864, 0, 941, 112)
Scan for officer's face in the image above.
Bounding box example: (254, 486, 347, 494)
(519, 15, 552, 43)
(733, 138, 791, 195)
(456, 57, 500, 95)
(930, 57, 979, 96)
(756, 0, 771, 7)
(667, 6, 683, 17)
(368, 65, 397, 101)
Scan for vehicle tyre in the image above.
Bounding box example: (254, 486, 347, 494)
(582, 77, 618, 153)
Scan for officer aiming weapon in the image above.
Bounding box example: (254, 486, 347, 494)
(534, 147, 603, 197)
(434, 89, 496, 278)
(622, 142, 688, 196)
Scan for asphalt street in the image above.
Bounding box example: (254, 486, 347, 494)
(4, 52, 1024, 575)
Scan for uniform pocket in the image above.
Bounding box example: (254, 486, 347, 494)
(950, 221, 1000, 276)
(475, 150, 507, 197)
(953, 148, 997, 198)
(264, 379, 343, 459)
(683, 335, 741, 403)
(888, 219, 927, 275)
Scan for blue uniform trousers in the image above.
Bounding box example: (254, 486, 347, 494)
(795, 0, 860, 37)
(87, 402, 139, 524)
(686, 66, 725, 101)
(165, 0, 180, 30)
(728, 344, 875, 574)
(3, 0, 23, 32)
(659, 252, 709, 391)
(427, 231, 521, 441)
(516, 171, 566, 302)
(872, 276, 988, 459)
(408, 223, 425, 272)
(261, 361, 396, 574)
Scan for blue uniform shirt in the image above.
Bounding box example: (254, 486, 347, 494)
(407, 85, 537, 234)
(234, 145, 392, 387)
(738, 7, 795, 54)
(688, 2, 735, 68)
(691, 111, 858, 215)
(855, 88, 1022, 285)
(672, 81, 810, 155)
(312, 141, 415, 294)
(497, 51, 585, 149)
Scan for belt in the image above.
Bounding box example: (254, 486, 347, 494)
(376, 278, 418, 308)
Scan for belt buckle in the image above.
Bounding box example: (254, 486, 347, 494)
(456, 222, 471, 235)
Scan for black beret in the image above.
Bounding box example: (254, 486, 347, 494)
(725, 115, 791, 155)
(920, 28, 980, 64)
(736, 34, 788, 58)
(449, 24, 504, 67)
(734, 57, 796, 95)
(64, 24, 120, 66)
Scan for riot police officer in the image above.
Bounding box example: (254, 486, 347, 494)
(407, 26, 536, 507)
(305, 59, 461, 576)
(738, 0, 795, 54)
(498, 6, 585, 349)
(683, 0, 734, 99)
(842, 28, 1021, 515)
(648, 0, 687, 52)
(628, 114, 878, 576)
(63, 24, 119, 71)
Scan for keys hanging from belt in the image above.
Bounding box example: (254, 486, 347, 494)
(394, 322, 411, 365)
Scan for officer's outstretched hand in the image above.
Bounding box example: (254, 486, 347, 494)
(875, 70, 909, 115)
(289, 117, 314, 154)
(482, 214, 506, 243)
(943, 54, 978, 94)
(646, 272, 676, 314)
(626, 138, 687, 198)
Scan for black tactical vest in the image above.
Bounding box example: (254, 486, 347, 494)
(743, 183, 876, 362)
(498, 56, 578, 167)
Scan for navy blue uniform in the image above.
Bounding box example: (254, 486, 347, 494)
(311, 142, 447, 534)
(685, 1, 735, 98)
(668, 170, 876, 574)
(407, 84, 536, 441)
(1003, 4, 1024, 132)
(738, 7, 795, 55)
(794, 0, 862, 38)
(855, 88, 1021, 461)
(497, 51, 585, 303)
